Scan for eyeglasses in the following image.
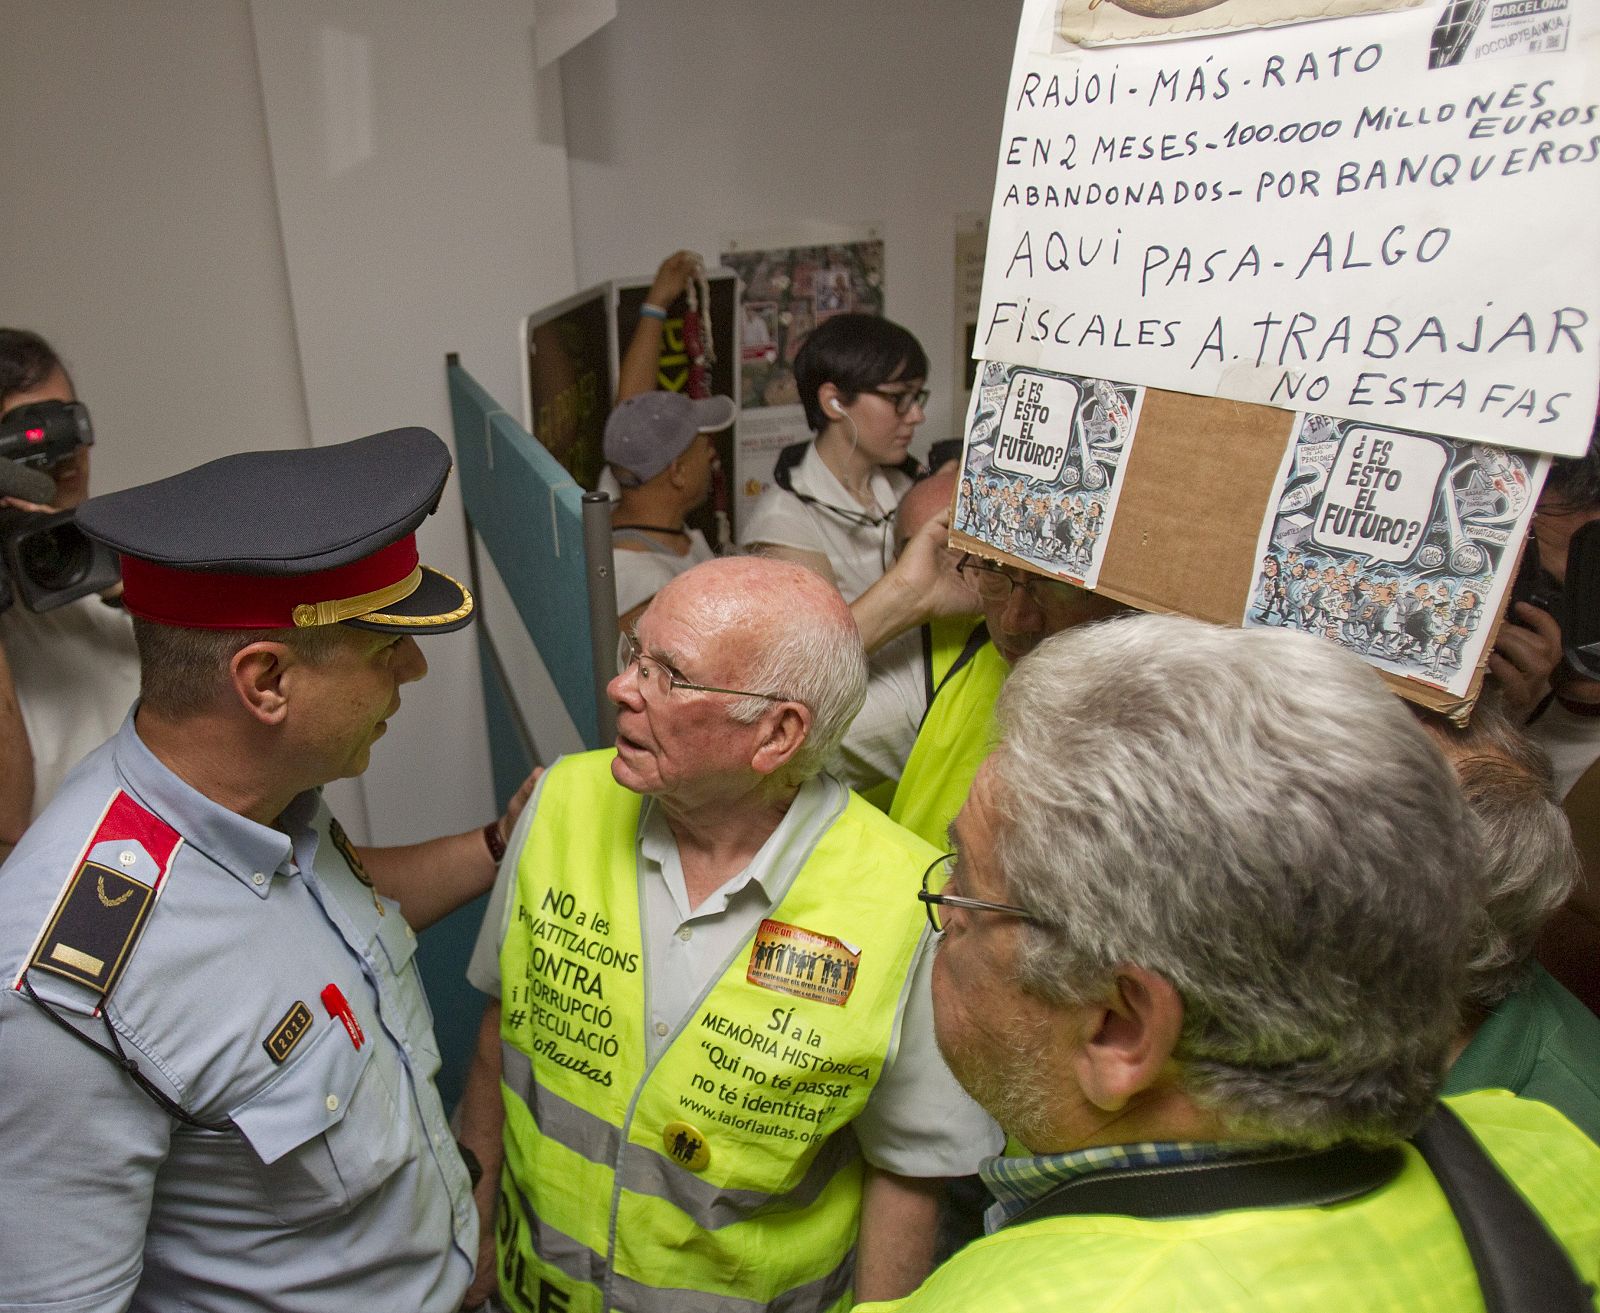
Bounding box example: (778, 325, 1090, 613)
(917, 852, 1036, 934)
(617, 631, 792, 704)
(866, 386, 930, 416)
(956, 555, 1078, 609)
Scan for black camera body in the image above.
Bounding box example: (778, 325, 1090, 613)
(0, 400, 120, 614)
(1511, 526, 1600, 683)
(0, 398, 94, 471)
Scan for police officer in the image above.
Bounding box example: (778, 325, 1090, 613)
(0, 427, 526, 1312)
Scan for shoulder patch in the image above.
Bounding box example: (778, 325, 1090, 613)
(16, 790, 182, 1008)
(328, 815, 384, 916)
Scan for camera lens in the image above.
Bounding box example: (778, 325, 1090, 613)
(16, 521, 91, 592)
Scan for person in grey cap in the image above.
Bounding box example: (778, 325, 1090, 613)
(0, 427, 533, 1313)
(604, 389, 736, 626)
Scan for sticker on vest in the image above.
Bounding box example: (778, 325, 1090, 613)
(263, 1000, 314, 1064)
(746, 919, 860, 1007)
(662, 1120, 711, 1171)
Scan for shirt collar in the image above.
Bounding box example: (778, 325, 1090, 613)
(979, 1138, 1278, 1233)
(637, 773, 847, 922)
(110, 708, 320, 898)
(797, 442, 906, 518)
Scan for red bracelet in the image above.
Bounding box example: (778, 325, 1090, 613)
(482, 819, 507, 863)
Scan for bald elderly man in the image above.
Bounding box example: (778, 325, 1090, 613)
(458, 557, 997, 1313)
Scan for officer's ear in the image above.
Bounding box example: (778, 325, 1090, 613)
(229, 640, 296, 725)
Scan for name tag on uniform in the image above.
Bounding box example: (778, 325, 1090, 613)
(746, 919, 860, 1008)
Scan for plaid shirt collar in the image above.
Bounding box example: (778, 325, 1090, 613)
(980, 1139, 1277, 1232)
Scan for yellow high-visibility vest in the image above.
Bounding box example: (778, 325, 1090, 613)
(855, 1091, 1600, 1312)
(859, 617, 984, 814)
(497, 751, 938, 1313)
(888, 636, 1008, 848)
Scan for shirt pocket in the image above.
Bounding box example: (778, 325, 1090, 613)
(374, 909, 442, 1079)
(230, 1017, 412, 1227)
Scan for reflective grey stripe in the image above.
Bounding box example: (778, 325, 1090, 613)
(504, 1154, 856, 1313)
(503, 1038, 860, 1233)
(501, 1169, 605, 1291)
(619, 1121, 858, 1230)
(606, 1248, 855, 1313)
(501, 1039, 621, 1165)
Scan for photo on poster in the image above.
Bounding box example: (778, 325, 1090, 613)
(1056, 0, 1420, 47)
(719, 239, 885, 411)
(953, 360, 1144, 590)
(1244, 414, 1549, 697)
(1430, 0, 1572, 67)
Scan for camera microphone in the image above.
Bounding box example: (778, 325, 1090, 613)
(0, 457, 57, 506)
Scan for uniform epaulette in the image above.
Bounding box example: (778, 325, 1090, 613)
(13, 790, 183, 1011)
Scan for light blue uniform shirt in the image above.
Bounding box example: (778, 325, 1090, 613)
(0, 713, 475, 1312)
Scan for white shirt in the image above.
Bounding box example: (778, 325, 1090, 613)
(837, 629, 928, 793)
(1528, 696, 1600, 799)
(739, 443, 910, 603)
(469, 768, 1000, 1176)
(612, 528, 716, 616)
(0, 593, 141, 821)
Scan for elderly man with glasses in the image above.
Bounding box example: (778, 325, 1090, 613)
(887, 553, 1121, 847)
(457, 556, 998, 1313)
(862, 614, 1600, 1312)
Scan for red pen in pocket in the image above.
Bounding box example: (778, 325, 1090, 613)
(321, 983, 365, 1050)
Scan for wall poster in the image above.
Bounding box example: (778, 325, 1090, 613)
(720, 232, 886, 527)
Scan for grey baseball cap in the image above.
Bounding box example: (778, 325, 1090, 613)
(603, 391, 737, 487)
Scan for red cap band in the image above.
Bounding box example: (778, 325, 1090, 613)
(118, 536, 421, 630)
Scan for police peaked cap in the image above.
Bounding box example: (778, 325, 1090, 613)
(76, 427, 474, 634)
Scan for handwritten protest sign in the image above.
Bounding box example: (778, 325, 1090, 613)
(1245, 413, 1547, 697)
(979, 0, 1599, 456)
(955, 362, 1144, 589)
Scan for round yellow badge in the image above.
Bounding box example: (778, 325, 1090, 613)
(662, 1120, 711, 1171)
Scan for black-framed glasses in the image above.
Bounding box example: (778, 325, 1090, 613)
(617, 631, 793, 704)
(917, 852, 1036, 934)
(956, 554, 1077, 609)
(866, 386, 931, 416)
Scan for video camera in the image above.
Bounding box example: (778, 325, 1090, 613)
(0, 399, 120, 614)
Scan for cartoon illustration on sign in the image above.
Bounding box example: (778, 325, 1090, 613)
(1245, 414, 1549, 696)
(954, 361, 1144, 590)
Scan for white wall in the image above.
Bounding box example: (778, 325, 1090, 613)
(0, 0, 310, 490)
(1, 0, 581, 844)
(559, 0, 1022, 448)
